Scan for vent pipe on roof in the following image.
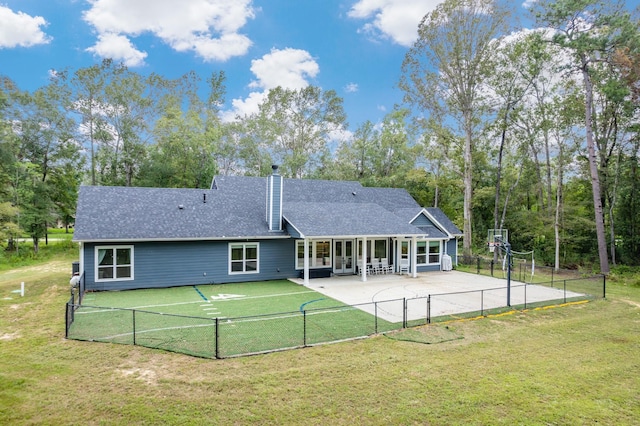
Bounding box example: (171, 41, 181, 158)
(203, 193, 207, 203)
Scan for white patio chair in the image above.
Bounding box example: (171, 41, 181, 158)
(380, 258, 392, 274)
(357, 259, 370, 276)
(399, 258, 409, 275)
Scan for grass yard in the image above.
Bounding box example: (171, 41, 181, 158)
(1, 254, 640, 425)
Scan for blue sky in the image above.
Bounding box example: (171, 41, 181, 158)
(0, 0, 537, 130)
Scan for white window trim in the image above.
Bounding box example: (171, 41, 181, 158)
(295, 240, 332, 270)
(357, 238, 388, 263)
(416, 240, 442, 266)
(95, 245, 134, 282)
(228, 242, 260, 275)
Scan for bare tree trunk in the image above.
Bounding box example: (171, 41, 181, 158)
(463, 119, 473, 262)
(434, 184, 439, 208)
(554, 145, 563, 271)
(543, 129, 553, 215)
(609, 148, 622, 265)
(581, 61, 609, 274)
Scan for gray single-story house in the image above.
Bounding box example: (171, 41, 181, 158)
(72, 166, 462, 291)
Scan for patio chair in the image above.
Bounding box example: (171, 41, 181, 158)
(380, 258, 393, 274)
(399, 258, 409, 275)
(371, 259, 383, 275)
(357, 259, 370, 276)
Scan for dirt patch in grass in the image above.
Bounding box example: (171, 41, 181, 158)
(0, 332, 20, 341)
(620, 298, 640, 309)
(117, 367, 158, 385)
(1, 260, 70, 278)
(384, 324, 464, 344)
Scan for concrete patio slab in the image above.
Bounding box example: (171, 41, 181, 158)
(290, 271, 581, 323)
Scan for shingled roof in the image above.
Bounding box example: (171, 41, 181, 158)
(73, 175, 457, 242)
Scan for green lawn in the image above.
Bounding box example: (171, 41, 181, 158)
(2, 255, 639, 425)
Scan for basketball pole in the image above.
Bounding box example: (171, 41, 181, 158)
(495, 235, 512, 307)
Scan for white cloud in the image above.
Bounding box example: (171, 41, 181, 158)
(82, 0, 254, 64)
(0, 5, 51, 48)
(222, 48, 320, 121)
(86, 33, 148, 67)
(348, 0, 443, 46)
(344, 83, 359, 93)
(248, 48, 319, 90)
(221, 91, 266, 122)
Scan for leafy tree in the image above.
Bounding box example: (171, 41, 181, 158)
(0, 201, 20, 243)
(365, 109, 415, 185)
(331, 120, 377, 181)
(532, 0, 639, 274)
(6, 79, 81, 251)
(248, 86, 347, 178)
(140, 72, 226, 188)
(400, 0, 511, 260)
(66, 59, 119, 185)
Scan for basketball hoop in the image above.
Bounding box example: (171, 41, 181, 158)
(487, 229, 508, 253)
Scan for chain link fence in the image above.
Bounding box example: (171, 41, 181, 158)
(66, 275, 605, 358)
(462, 255, 593, 284)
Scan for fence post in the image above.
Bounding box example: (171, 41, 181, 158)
(65, 302, 70, 338)
(519, 263, 523, 282)
(427, 295, 431, 324)
(490, 260, 494, 277)
(481, 290, 484, 317)
(603, 274, 606, 299)
(524, 283, 527, 310)
(563, 280, 567, 303)
(303, 310, 307, 347)
(132, 310, 136, 346)
(215, 318, 219, 359)
(374, 302, 378, 334)
(403, 298, 407, 328)
(551, 268, 554, 286)
(477, 257, 481, 274)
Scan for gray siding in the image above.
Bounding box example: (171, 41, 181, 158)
(445, 239, 458, 259)
(410, 213, 436, 227)
(417, 264, 441, 273)
(268, 174, 283, 231)
(82, 239, 296, 291)
(284, 222, 302, 238)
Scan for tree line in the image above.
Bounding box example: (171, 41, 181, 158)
(1, 0, 638, 271)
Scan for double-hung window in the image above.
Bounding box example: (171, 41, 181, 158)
(229, 243, 259, 274)
(428, 241, 441, 263)
(96, 246, 133, 281)
(416, 242, 427, 265)
(416, 241, 441, 265)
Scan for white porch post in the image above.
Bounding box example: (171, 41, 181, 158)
(361, 236, 367, 282)
(393, 239, 398, 273)
(303, 238, 310, 285)
(411, 236, 418, 278)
